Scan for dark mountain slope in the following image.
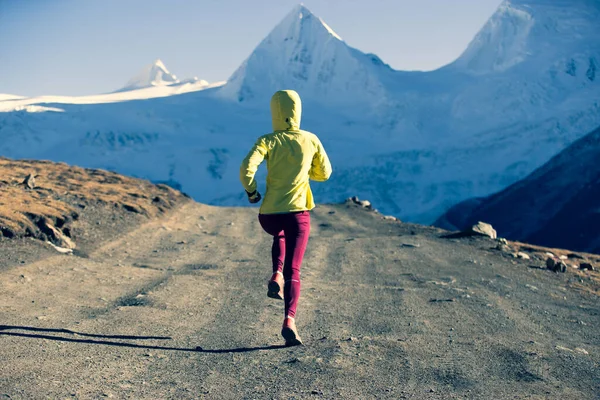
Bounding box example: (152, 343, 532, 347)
(436, 125, 600, 253)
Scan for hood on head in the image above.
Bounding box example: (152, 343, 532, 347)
(270, 90, 302, 131)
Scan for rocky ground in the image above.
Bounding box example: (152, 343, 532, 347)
(0, 157, 188, 269)
(0, 164, 599, 399)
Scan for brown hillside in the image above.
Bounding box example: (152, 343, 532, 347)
(0, 157, 188, 249)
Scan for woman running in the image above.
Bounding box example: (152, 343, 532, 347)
(240, 90, 332, 346)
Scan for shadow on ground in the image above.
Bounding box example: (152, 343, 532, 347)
(0, 325, 287, 353)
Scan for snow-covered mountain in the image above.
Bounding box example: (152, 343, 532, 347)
(0, 59, 220, 112)
(218, 4, 396, 110)
(121, 59, 180, 90)
(435, 125, 600, 254)
(118, 59, 210, 92)
(1, 1, 599, 224)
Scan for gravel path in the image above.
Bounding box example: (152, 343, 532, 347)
(1, 202, 598, 399)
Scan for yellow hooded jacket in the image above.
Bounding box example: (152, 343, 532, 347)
(240, 90, 332, 214)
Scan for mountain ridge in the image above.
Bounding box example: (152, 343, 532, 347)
(0, 2, 599, 224)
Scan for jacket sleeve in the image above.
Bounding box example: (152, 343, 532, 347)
(240, 137, 268, 193)
(309, 137, 332, 182)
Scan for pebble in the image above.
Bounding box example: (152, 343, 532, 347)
(517, 252, 531, 260)
(579, 263, 594, 271)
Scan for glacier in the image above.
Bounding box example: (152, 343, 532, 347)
(0, 1, 599, 224)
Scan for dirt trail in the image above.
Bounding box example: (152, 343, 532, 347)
(1, 202, 598, 399)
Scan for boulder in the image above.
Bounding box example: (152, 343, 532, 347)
(468, 222, 497, 239)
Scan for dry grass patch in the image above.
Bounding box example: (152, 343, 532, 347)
(0, 157, 189, 247)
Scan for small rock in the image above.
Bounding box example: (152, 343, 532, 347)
(579, 263, 594, 271)
(358, 200, 371, 208)
(559, 255, 568, 260)
(401, 243, 420, 248)
(347, 196, 372, 209)
(468, 222, 497, 239)
(40, 218, 75, 249)
(496, 243, 511, 252)
(525, 284, 538, 291)
(22, 173, 36, 189)
(546, 257, 567, 273)
(574, 348, 589, 355)
(46, 241, 74, 254)
(347, 337, 358, 342)
(567, 253, 584, 260)
(517, 252, 531, 260)
(545, 252, 556, 258)
(555, 345, 573, 352)
(497, 238, 508, 245)
(383, 215, 397, 221)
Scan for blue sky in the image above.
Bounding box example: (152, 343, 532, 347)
(0, 0, 502, 96)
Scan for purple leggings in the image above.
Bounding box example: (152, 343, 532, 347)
(258, 211, 310, 319)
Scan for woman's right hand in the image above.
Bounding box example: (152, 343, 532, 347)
(246, 190, 262, 204)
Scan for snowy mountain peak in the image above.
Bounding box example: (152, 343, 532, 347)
(285, 4, 343, 41)
(218, 4, 392, 106)
(452, 0, 600, 74)
(452, 1, 534, 74)
(121, 59, 180, 90)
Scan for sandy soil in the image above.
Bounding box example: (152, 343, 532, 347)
(0, 201, 599, 399)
